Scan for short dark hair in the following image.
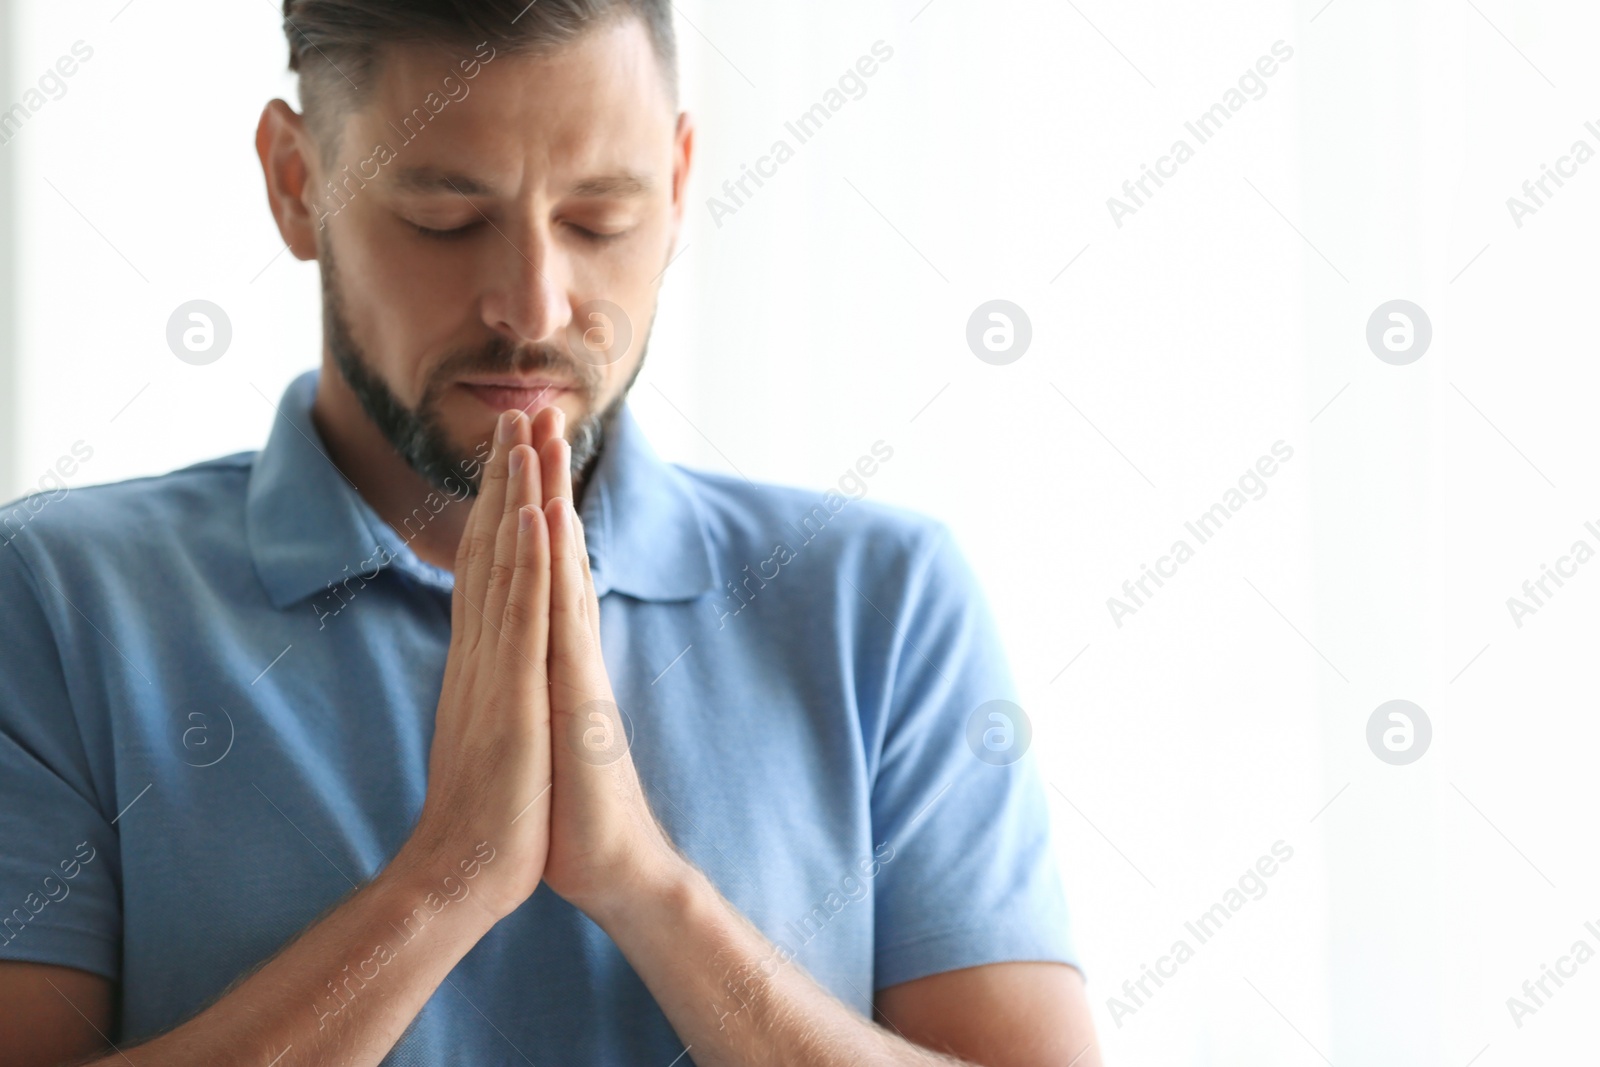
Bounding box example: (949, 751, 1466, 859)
(282, 0, 677, 156)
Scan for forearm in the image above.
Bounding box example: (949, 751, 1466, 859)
(88, 842, 500, 1067)
(591, 856, 970, 1067)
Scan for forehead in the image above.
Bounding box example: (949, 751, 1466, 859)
(346, 18, 676, 190)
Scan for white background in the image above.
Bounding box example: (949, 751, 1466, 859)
(4, 1, 1599, 1063)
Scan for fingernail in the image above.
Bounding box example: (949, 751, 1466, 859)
(509, 447, 524, 476)
(519, 506, 533, 532)
(497, 411, 515, 445)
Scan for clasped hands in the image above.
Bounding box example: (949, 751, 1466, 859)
(400, 407, 677, 925)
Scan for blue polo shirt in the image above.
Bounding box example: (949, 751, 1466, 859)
(0, 369, 1076, 1063)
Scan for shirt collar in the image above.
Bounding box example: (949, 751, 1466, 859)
(578, 397, 718, 603)
(246, 369, 718, 610)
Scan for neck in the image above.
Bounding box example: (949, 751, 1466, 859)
(309, 360, 473, 574)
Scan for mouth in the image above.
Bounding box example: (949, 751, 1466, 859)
(458, 377, 575, 415)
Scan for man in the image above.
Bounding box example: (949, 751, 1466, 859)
(0, 2, 1098, 1063)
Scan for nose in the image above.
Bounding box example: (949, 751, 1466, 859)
(481, 217, 570, 346)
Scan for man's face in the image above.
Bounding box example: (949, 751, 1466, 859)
(309, 18, 687, 493)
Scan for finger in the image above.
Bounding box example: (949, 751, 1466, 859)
(567, 495, 603, 645)
(500, 502, 552, 711)
(449, 420, 507, 655)
(530, 404, 563, 458)
(486, 442, 541, 638)
(463, 410, 526, 652)
(450, 415, 505, 659)
(540, 418, 573, 512)
(545, 496, 596, 701)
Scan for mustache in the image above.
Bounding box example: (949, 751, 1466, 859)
(433, 335, 601, 395)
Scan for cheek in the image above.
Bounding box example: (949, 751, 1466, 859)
(334, 210, 480, 372)
(575, 202, 673, 291)
(578, 211, 673, 336)
(591, 303, 650, 399)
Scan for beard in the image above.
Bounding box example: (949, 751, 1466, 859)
(319, 244, 646, 498)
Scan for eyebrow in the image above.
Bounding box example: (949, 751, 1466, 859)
(568, 173, 653, 198)
(392, 168, 496, 196)
(391, 167, 654, 199)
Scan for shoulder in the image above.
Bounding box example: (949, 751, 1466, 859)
(673, 463, 972, 605)
(0, 451, 256, 584)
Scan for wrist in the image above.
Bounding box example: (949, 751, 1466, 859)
(582, 843, 700, 934)
(383, 836, 515, 930)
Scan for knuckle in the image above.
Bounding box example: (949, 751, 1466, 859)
(500, 595, 530, 635)
(461, 534, 490, 573)
(549, 646, 588, 676)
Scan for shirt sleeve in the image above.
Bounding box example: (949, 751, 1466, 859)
(0, 531, 122, 980)
(868, 521, 1078, 991)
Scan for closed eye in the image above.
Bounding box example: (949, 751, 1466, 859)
(407, 219, 483, 240)
(568, 223, 628, 244)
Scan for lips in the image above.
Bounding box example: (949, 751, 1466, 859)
(459, 379, 573, 414)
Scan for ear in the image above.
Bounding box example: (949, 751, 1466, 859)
(255, 99, 323, 262)
(668, 109, 695, 235)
